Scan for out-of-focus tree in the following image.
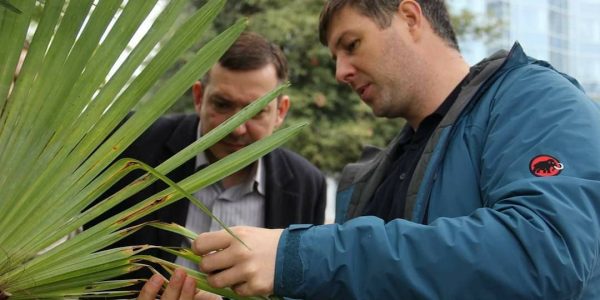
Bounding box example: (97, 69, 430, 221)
(451, 8, 503, 43)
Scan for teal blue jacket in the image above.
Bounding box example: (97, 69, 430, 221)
(274, 43, 600, 299)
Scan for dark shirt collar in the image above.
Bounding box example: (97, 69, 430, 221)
(365, 73, 471, 221)
(409, 74, 469, 142)
(423, 75, 467, 126)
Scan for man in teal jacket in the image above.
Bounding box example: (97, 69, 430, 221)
(141, 0, 600, 299)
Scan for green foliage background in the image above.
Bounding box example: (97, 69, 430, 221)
(155, 0, 499, 175)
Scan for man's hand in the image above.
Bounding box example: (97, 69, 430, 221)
(193, 226, 284, 297)
(137, 269, 221, 300)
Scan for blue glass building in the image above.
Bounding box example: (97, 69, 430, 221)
(450, 0, 600, 99)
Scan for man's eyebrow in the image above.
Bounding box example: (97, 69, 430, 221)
(209, 93, 230, 102)
(330, 31, 349, 61)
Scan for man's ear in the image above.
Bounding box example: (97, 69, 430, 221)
(274, 95, 290, 128)
(192, 81, 203, 116)
(398, 0, 424, 39)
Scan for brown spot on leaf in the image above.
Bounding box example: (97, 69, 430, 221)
(116, 196, 169, 224)
(133, 174, 151, 184)
(125, 161, 138, 168)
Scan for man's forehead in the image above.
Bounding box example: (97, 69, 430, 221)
(325, 6, 350, 47)
(326, 6, 363, 54)
(204, 80, 278, 105)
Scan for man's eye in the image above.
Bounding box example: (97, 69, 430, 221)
(252, 109, 268, 119)
(346, 39, 359, 52)
(212, 100, 231, 112)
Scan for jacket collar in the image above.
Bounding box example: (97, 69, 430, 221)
(263, 148, 299, 228)
(165, 114, 199, 155)
(405, 43, 522, 222)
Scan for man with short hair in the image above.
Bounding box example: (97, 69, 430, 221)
(93, 31, 326, 284)
(144, 1, 600, 299)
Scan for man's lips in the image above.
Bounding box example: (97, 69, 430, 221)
(221, 140, 247, 149)
(356, 83, 372, 100)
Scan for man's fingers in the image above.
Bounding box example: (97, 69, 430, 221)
(161, 269, 186, 299)
(137, 270, 202, 300)
(193, 230, 233, 255)
(193, 289, 222, 300)
(198, 247, 238, 273)
(137, 274, 164, 300)
(194, 227, 282, 297)
(233, 283, 254, 298)
(205, 266, 244, 289)
(180, 276, 197, 299)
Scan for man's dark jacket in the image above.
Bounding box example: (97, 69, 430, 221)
(90, 114, 326, 263)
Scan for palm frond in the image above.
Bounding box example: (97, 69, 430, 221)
(0, 0, 21, 14)
(0, 0, 302, 299)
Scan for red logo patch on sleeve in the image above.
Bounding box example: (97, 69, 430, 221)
(529, 155, 564, 177)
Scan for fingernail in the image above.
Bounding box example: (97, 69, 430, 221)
(172, 271, 181, 281)
(150, 275, 163, 286)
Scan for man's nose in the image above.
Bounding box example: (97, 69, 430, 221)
(231, 122, 248, 136)
(335, 56, 356, 84)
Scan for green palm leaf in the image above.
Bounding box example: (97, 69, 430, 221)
(0, 0, 302, 299)
(0, 0, 21, 14)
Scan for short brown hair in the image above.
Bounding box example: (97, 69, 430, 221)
(203, 32, 288, 84)
(318, 0, 459, 50)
